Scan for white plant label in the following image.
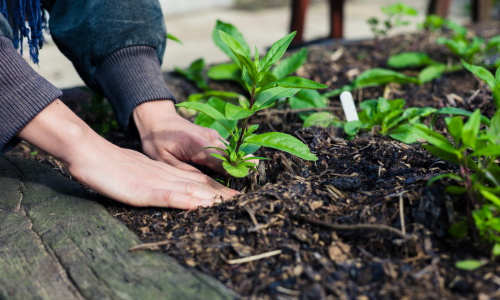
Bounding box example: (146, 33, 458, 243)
(340, 91, 359, 122)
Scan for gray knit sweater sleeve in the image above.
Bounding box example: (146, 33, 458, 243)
(91, 46, 177, 131)
(0, 36, 63, 154)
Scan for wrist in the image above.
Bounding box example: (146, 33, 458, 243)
(133, 100, 178, 138)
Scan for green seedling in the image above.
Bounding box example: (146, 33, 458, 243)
(79, 88, 118, 137)
(404, 109, 500, 260)
(324, 68, 421, 98)
(367, 2, 417, 48)
(177, 31, 324, 184)
(388, 17, 500, 80)
(208, 20, 309, 93)
(303, 112, 344, 129)
(175, 58, 211, 91)
(342, 97, 435, 143)
(462, 60, 500, 109)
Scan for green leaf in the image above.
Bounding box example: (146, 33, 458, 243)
(493, 84, 500, 109)
(481, 190, 500, 207)
(253, 87, 300, 110)
(490, 110, 500, 138)
(223, 161, 249, 178)
(419, 64, 447, 83)
(388, 124, 421, 144)
(344, 120, 364, 136)
(210, 153, 228, 162)
(175, 58, 210, 91)
(260, 32, 297, 71)
(213, 20, 250, 65)
(303, 112, 340, 128)
(239, 143, 261, 155)
(462, 60, 496, 89)
(246, 132, 317, 161)
(323, 85, 352, 98)
(271, 47, 308, 80)
(444, 20, 467, 36)
(493, 243, 500, 257)
(352, 68, 421, 89)
(387, 52, 436, 68)
(430, 107, 490, 130)
(225, 103, 254, 120)
(427, 173, 463, 185)
(289, 89, 328, 120)
(167, 33, 183, 45)
(445, 185, 467, 194)
(207, 63, 245, 87)
(262, 76, 328, 90)
(455, 260, 487, 271)
(462, 109, 481, 148)
(178, 100, 235, 138)
(449, 220, 468, 239)
(448, 116, 464, 144)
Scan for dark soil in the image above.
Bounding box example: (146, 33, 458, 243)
(7, 22, 500, 299)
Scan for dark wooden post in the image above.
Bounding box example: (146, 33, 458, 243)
(472, 0, 492, 22)
(329, 0, 344, 39)
(290, 0, 310, 44)
(427, 0, 453, 18)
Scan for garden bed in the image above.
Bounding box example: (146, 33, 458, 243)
(7, 22, 500, 299)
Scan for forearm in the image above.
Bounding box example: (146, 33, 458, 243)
(16, 99, 105, 168)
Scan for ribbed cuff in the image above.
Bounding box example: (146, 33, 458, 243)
(92, 46, 177, 130)
(0, 36, 63, 155)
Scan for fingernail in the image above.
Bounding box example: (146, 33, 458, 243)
(214, 198, 222, 204)
(201, 199, 214, 207)
(234, 191, 241, 195)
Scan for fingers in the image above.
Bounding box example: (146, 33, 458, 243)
(160, 155, 203, 174)
(146, 189, 214, 210)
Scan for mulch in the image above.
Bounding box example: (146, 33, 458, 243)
(7, 21, 500, 299)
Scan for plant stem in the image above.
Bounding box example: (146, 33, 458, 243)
(233, 86, 256, 158)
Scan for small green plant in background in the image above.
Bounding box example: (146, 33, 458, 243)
(462, 60, 500, 108)
(388, 16, 500, 83)
(405, 109, 500, 267)
(367, 2, 417, 46)
(324, 68, 421, 98)
(341, 97, 436, 143)
(79, 88, 118, 137)
(177, 31, 325, 184)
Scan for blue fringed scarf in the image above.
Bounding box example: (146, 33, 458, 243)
(0, 0, 45, 63)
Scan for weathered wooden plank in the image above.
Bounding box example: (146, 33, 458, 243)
(0, 155, 238, 300)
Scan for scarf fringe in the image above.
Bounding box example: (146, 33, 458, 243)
(0, 0, 45, 64)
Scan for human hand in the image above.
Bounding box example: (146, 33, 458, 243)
(133, 100, 230, 174)
(17, 100, 238, 209)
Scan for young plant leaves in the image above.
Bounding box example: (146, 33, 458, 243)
(462, 60, 496, 88)
(352, 68, 421, 89)
(253, 87, 300, 110)
(303, 112, 339, 128)
(290, 89, 328, 120)
(271, 47, 308, 80)
(430, 107, 490, 130)
(387, 52, 436, 68)
(419, 64, 447, 83)
(207, 63, 246, 87)
(177, 101, 235, 137)
(225, 103, 254, 120)
(262, 76, 328, 91)
(175, 58, 210, 91)
(223, 161, 249, 177)
(455, 260, 488, 271)
(213, 20, 250, 65)
(193, 97, 238, 139)
(260, 32, 297, 71)
(246, 132, 317, 161)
